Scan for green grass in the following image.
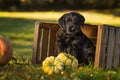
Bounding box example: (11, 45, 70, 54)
(0, 18, 34, 61)
(0, 11, 120, 79)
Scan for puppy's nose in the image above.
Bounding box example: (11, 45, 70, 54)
(70, 26, 75, 31)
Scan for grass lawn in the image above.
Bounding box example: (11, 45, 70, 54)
(0, 10, 120, 79)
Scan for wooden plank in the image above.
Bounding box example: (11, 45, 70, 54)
(36, 22, 59, 31)
(100, 26, 109, 68)
(32, 22, 41, 64)
(49, 30, 57, 56)
(82, 24, 98, 46)
(106, 27, 115, 69)
(113, 27, 120, 68)
(84, 24, 99, 27)
(89, 37, 97, 45)
(94, 25, 103, 68)
(41, 29, 49, 61)
(46, 29, 51, 57)
(37, 29, 43, 64)
(81, 26, 98, 38)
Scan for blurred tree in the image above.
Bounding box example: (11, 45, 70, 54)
(0, 0, 119, 11)
(1, 0, 21, 11)
(113, 0, 120, 8)
(95, 0, 115, 9)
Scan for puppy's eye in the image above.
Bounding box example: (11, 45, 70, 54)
(74, 17, 78, 21)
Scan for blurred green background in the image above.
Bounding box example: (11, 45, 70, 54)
(0, 0, 120, 11)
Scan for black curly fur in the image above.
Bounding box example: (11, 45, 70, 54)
(57, 12, 95, 65)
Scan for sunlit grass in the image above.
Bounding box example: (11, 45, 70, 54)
(82, 11, 120, 26)
(0, 11, 62, 21)
(0, 11, 120, 26)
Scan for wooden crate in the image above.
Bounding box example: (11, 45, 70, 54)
(32, 22, 59, 64)
(95, 25, 120, 69)
(32, 22, 120, 69)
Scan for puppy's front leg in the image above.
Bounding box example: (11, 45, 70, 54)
(57, 35, 67, 53)
(72, 40, 85, 65)
(58, 41, 65, 52)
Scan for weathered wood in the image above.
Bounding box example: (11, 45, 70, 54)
(95, 25, 120, 69)
(113, 28, 120, 68)
(46, 29, 51, 57)
(106, 27, 115, 69)
(100, 26, 109, 68)
(81, 25, 98, 38)
(32, 22, 41, 64)
(89, 37, 97, 45)
(41, 29, 49, 61)
(49, 30, 57, 56)
(81, 25, 98, 45)
(37, 22, 59, 30)
(94, 25, 103, 68)
(38, 29, 43, 63)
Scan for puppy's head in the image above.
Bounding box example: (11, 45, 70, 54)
(58, 12, 85, 34)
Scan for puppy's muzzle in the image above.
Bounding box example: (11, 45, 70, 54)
(69, 25, 80, 33)
(69, 26, 76, 32)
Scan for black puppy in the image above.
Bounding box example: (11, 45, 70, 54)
(57, 12, 95, 65)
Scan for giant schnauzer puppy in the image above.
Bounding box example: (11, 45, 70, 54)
(57, 12, 95, 65)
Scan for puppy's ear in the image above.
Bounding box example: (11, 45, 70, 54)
(58, 16, 65, 29)
(80, 14, 85, 27)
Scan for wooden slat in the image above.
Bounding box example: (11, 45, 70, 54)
(81, 26, 98, 38)
(37, 29, 43, 63)
(49, 30, 57, 56)
(41, 29, 49, 61)
(36, 21, 59, 30)
(82, 24, 98, 37)
(94, 25, 103, 68)
(32, 22, 41, 64)
(84, 24, 99, 27)
(89, 37, 97, 45)
(106, 27, 115, 69)
(113, 28, 120, 68)
(100, 26, 109, 68)
(82, 24, 98, 46)
(47, 29, 51, 57)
